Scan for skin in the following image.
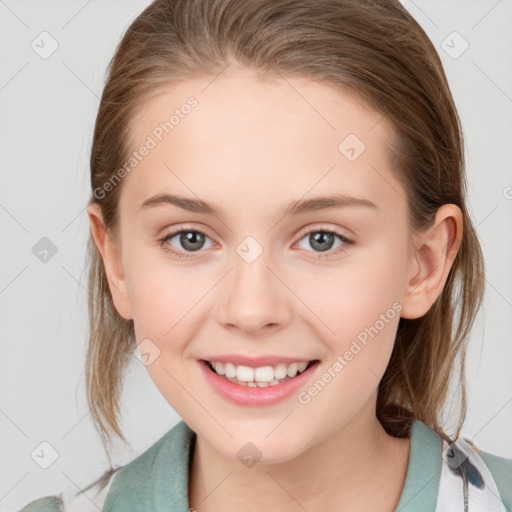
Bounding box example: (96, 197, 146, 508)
(88, 65, 462, 511)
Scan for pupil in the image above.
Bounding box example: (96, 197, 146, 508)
(182, 231, 204, 251)
(311, 232, 333, 252)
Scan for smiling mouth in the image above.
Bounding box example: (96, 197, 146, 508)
(202, 359, 320, 387)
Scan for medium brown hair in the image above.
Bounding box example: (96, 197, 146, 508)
(85, 0, 485, 471)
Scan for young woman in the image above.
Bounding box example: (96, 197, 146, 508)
(19, 0, 512, 510)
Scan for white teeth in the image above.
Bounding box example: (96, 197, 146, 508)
(224, 362, 237, 378)
(274, 363, 288, 380)
(207, 360, 313, 385)
(254, 366, 274, 383)
(236, 365, 255, 382)
(213, 362, 225, 376)
(287, 363, 298, 378)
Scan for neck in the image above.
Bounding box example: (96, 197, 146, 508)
(188, 399, 411, 512)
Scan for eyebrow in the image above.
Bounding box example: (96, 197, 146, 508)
(138, 193, 378, 217)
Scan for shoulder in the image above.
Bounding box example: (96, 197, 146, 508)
(17, 496, 63, 512)
(17, 469, 116, 512)
(18, 421, 193, 512)
(457, 437, 512, 509)
(104, 420, 194, 509)
(472, 443, 512, 508)
(104, 421, 192, 496)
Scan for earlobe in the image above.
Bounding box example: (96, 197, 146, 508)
(87, 202, 134, 320)
(400, 204, 463, 319)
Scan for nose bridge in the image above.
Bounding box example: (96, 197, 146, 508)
(216, 234, 290, 332)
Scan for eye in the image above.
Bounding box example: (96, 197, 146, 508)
(158, 227, 214, 260)
(295, 227, 354, 259)
(158, 225, 354, 261)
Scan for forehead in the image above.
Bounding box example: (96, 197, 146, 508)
(121, 69, 405, 219)
(129, 69, 388, 150)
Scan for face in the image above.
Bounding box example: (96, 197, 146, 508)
(92, 67, 421, 463)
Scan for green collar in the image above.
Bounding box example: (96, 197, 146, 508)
(104, 418, 441, 511)
(394, 419, 442, 511)
(104, 420, 194, 511)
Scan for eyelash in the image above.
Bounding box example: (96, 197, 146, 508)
(158, 226, 354, 261)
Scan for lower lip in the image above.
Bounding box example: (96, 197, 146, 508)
(198, 359, 320, 407)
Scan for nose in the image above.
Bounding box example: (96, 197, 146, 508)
(216, 249, 292, 335)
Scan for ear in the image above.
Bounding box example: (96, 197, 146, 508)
(87, 202, 133, 320)
(400, 204, 463, 319)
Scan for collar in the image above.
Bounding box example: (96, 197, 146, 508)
(104, 418, 442, 512)
(394, 419, 442, 511)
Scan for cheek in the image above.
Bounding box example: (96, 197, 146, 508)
(122, 244, 184, 341)
(124, 249, 212, 370)
(125, 261, 201, 407)
(293, 238, 407, 376)
(123, 235, 185, 320)
(305, 240, 405, 328)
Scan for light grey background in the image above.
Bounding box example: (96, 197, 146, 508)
(1, 0, 511, 509)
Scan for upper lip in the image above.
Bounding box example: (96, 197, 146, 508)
(201, 355, 317, 367)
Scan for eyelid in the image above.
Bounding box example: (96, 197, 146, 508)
(295, 223, 353, 241)
(159, 223, 214, 240)
(158, 225, 215, 261)
(159, 222, 353, 245)
(158, 222, 355, 265)
(300, 221, 358, 240)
